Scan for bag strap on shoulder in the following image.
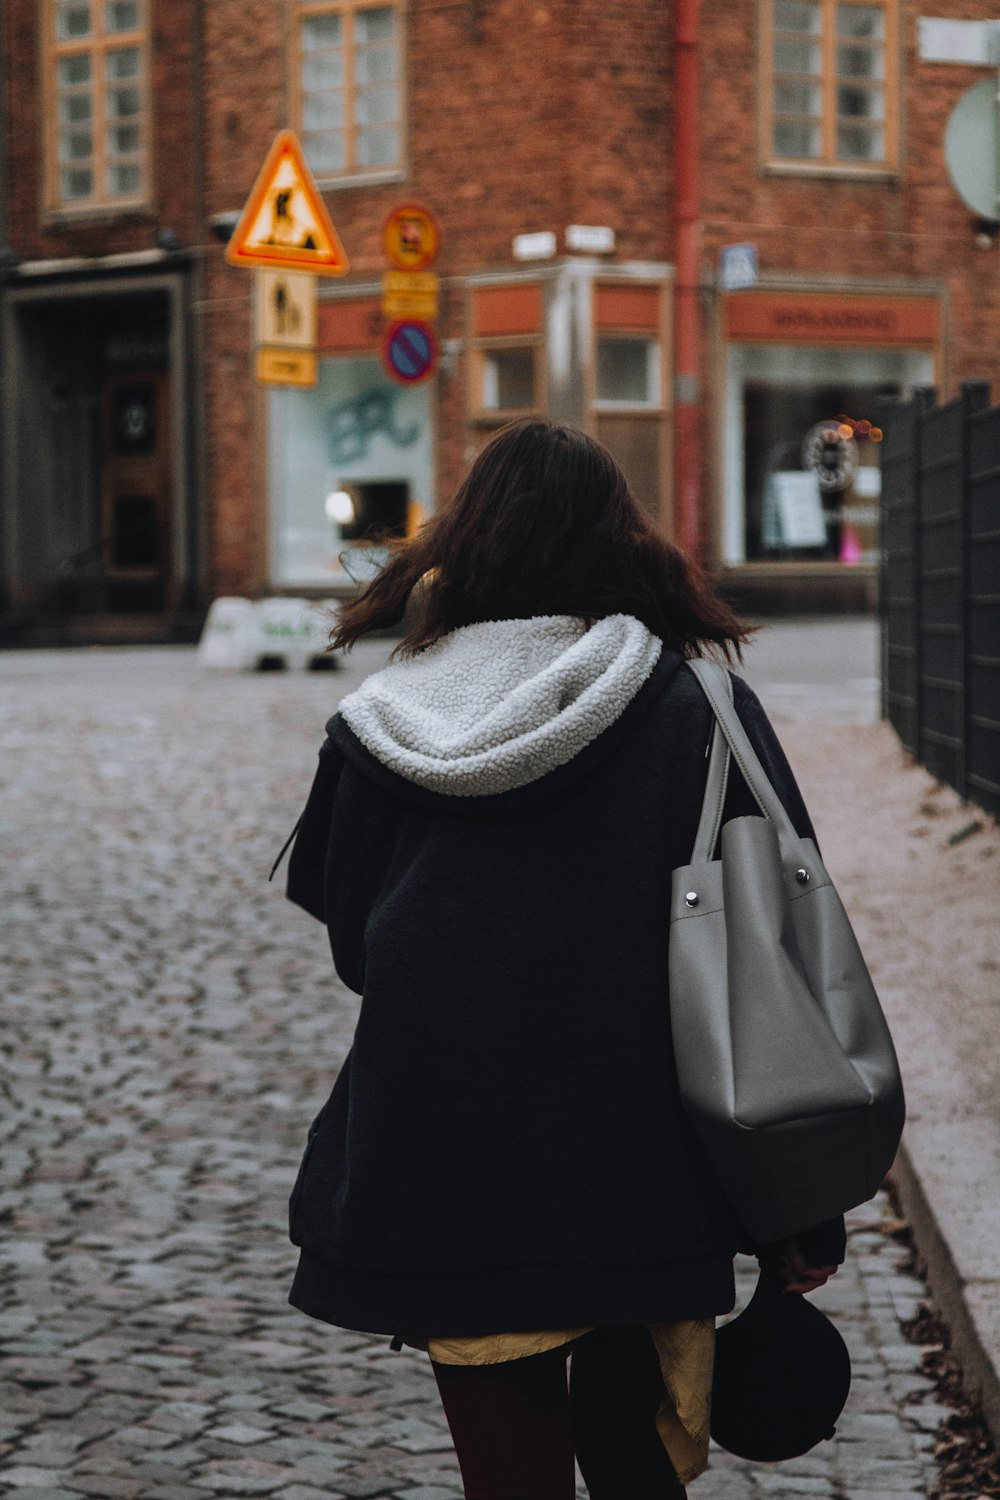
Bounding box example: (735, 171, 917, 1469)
(687, 659, 797, 857)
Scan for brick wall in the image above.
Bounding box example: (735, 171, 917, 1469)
(698, 0, 1000, 393)
(5, 0, 1000, 599)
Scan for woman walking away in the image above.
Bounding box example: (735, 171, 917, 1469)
(283, 419, 845, 1499)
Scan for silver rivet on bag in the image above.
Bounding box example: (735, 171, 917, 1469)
(795, 868, 810, 884)
(685, 891, 699, 907)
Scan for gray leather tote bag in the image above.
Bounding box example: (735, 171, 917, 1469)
(669, 659, 905, 1244)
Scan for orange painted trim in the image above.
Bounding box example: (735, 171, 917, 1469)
(594, 284, 660, 331)
(724, 291, 939, 347)
(317, 298, 384, 352)
(473, 284, 542, 338)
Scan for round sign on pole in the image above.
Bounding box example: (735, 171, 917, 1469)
(382, 320, 439, 384)
(944, 79, 1000, 221)
(383, 204, 440, 271)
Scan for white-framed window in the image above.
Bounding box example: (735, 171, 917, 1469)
(470, 341, 543, 422)
(595, 336, 661, 409)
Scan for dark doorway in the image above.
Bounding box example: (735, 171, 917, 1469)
(3, 289, 179, 631)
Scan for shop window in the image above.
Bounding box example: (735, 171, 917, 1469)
(480, 347, 537, 413)
(45, 0, 148, 209)
(763, 0, 897, 171)
(470, 344, 541, 422)
(268, 355, 433, 586)
(595, 337, 660, 407)
(293, 0, 404, 180)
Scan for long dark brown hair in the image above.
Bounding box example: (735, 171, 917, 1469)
(330, 419, 752, 659)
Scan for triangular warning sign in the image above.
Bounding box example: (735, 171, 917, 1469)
(225, 131, 349, 277)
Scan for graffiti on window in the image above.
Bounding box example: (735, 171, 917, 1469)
(327, 388, 420, 467)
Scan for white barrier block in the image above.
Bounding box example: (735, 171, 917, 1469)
(255, 597, 318, 671)
(197, 597, 260, 671)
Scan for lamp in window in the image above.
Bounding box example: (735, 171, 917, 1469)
(325, 489, 356, 525)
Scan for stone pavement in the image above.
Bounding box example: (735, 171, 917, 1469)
(0, 640, 955, 1499)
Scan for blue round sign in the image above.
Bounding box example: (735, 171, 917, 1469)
(382, 320, 438, 385)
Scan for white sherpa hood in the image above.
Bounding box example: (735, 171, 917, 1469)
(337, 613, 662, 797)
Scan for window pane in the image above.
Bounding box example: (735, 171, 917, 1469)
(774, 39, 820, 74)
(355, 44, 396, 84)
(58, 53, 92, 85)
(302, 50, 343, 89)
(105, 0, 140, 31)
(61, 165, 93, 198)
(301, 11, 342, 48)
(59, 91, 93, 123)
(302, 89, 344, 129)
(109, 122, 140, 152)
(837, 4, 883, 38)
(356, 124, 398, 166)
(597, 338, 658, 405)
(838, 43, 883, 78)
(107, 85, 141, 117)
(838, 83, 883, 119)
(774, 78, 821, 113)
(59, 127, 93, 161)
(56, 1, 92, 39)
(774, 119, 821, 156)
(837, 122, 883, 160)
(356, 6, 394, 41)
(774, 0, 820, 32)
(481, 349, 535, 411)
(108, 160, 141, 194)
(355, 84, 396, 124)
(303, 129, 345, 174)
(106, 46, 140, 78)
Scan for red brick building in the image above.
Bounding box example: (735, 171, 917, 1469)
(1, 0, 998, 639)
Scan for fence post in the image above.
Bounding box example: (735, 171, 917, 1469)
(960, 382, 991, 802)
(912, 387, 936, 771)
(878, 394, 904, 728)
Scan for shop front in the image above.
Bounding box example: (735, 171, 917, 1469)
(717, 289, 939, 611)
(265, 262, 673, 596)
(267, 294, 435, 591)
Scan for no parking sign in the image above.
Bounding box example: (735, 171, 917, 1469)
(381, 319, 438, 385)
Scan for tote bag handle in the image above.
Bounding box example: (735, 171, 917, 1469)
(688, 659, 798, 862)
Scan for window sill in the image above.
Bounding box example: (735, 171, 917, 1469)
(312, 167, 407, 192)
(42, 200, 154, 228)
(760, 161, 899, 184)
(471, 409, 541, 424)
(592, 401, 663, 413)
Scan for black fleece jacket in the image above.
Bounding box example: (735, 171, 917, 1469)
(284, 648, 846, 1337)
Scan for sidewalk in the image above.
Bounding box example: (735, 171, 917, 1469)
(744, 617, 1000, 1445)
(0, 627, 995, 1499)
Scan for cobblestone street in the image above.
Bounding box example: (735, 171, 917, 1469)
(1, 643, 948, 1499)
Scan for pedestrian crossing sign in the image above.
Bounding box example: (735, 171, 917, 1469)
(225, 130, 349, 277)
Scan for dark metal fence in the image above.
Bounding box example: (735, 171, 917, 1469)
(879, 382, 1000, 821)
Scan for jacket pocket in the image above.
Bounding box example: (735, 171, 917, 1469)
(288, 1107, 325, 1244)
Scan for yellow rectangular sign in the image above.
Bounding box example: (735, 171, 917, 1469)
(256, 346, 318, 387)
(381, 269, 440, 322)
(382, 293, 440, 321)
(383, 271, 440, 294)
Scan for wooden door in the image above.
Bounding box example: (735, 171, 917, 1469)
(100, 371, 172, 611)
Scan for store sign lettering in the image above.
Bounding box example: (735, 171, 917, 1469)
(773, 310, 897, 334)
(327, 389, 420, 466)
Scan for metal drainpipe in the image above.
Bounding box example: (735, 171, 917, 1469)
(673, 0, 702, 559)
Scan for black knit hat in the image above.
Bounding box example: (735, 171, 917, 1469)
(711, 1263, 852, 1462)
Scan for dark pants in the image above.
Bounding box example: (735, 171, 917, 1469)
(432, 1324, 687, 1500)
